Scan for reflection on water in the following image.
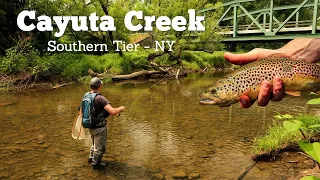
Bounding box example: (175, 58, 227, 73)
(0, 73, 319, 179)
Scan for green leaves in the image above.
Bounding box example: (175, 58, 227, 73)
(298, 140, 320, 163)
(307, 98, 320, 105)
(308, 124, 320, 129)
(283, 120, 302, 132)
(300, 176, 320, 180)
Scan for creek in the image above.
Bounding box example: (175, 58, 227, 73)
(0, 73, 318, 179)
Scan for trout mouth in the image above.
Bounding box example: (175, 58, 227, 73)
(200, 98, 216, 105)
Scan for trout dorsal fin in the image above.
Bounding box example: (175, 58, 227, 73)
(263, 53, 292, 60)
(285, 91, 301, 97)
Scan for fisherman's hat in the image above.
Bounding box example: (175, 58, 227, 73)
(89, 77, 103, 87)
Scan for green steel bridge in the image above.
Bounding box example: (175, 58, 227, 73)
(199, 0, 320, 42)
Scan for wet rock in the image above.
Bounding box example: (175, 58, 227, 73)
(201, 155, 213, 158)
(37, 141, 45, 144)
(14, 141, 23, 144)
(41, 144, 50, 148)
(11, 149, 19, 153)
(37, 134, 47, 140)
(33, 169, 41, 173)
(152, 173, 164, 180)
(127, 175, 140, 179)
(188, 172, 200, 179)
(172, 161, 182, 166)
(0, 174, 9, 179)
(172, 171, 187, 179)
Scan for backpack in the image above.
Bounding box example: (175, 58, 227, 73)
(81, 92, 99, 128)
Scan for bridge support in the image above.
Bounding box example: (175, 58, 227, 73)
(312, 0, 319, 34)
(233, 5, 238, 37)
(269, 0, 273, 33)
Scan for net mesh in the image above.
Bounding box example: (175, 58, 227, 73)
(72, 112, 91, 140)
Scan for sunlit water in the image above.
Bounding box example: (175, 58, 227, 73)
(0, 73, 319, 179)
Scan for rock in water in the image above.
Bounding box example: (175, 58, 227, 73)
(188, 173, 200, 179)
(152, 173, 164, 180)
(172, 171, 187, 179)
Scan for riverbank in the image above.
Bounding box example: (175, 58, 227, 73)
(0, 50, 231, 92)
(251, 115, 320, 179)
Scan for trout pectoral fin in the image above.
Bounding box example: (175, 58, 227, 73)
(285, 91, 301, 97)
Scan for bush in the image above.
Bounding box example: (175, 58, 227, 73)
(181, 51, 229, 71)
(46, 53, 104, 81)
(1, 48, 231, 83)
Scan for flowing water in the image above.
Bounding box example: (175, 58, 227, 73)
(0, 73, 319, 180)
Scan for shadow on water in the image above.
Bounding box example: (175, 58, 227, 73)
(0, 73, 319, 179)
(101, 161, 156, 179)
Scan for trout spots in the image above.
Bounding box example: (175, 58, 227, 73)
(201, 58, 320, 106)
(282, 64, 293, 72)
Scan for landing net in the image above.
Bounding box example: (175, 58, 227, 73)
(72, 111, 91, 139)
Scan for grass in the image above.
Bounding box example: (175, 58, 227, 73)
(253, 115, 320, 156)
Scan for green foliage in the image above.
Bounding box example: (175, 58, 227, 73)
(308, 98, 320, 105)
(301, 176, 320, 180)
(253, 115, 320, 154)
(181, 51, 229, 70)
(253, 120, 298, 154)
(0, 40, 49, 79)
(0, 0, 26, 54)
(298, 140, 320, 163)
(283, 120, 302, 132)
(45, 53, 104, 81)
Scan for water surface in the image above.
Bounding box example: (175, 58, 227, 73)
(0, 73, 318, 179)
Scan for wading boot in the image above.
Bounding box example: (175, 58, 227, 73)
(92, 161, 106, 170)
(88, 158, 93, 164)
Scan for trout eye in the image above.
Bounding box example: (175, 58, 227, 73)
(210, 89, 217, 94)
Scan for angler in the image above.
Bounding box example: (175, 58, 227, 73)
(81, 77, 125, 169)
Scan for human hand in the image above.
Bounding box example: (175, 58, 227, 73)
(224, 38, 320, 108)
(119, 106, 125, 112)
(224, 49, 284, 108)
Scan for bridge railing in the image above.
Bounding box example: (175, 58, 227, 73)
(199, 0, 320, 38)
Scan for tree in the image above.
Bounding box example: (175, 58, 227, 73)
(0, 0, 26, 54)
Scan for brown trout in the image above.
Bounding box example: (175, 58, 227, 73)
(199, 54, 320, 106)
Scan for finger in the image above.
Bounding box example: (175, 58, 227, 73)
(239, 95, 252, 108)
(224, 52, 259, 65)
(224, 49, 279, 65)
(272, 76, 284, 102)
(258, 81, 271, 106)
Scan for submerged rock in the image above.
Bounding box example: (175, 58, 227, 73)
(152, 173, 164, 180)
(172, 171, 187, 179)
(188, 172, 200, 179)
